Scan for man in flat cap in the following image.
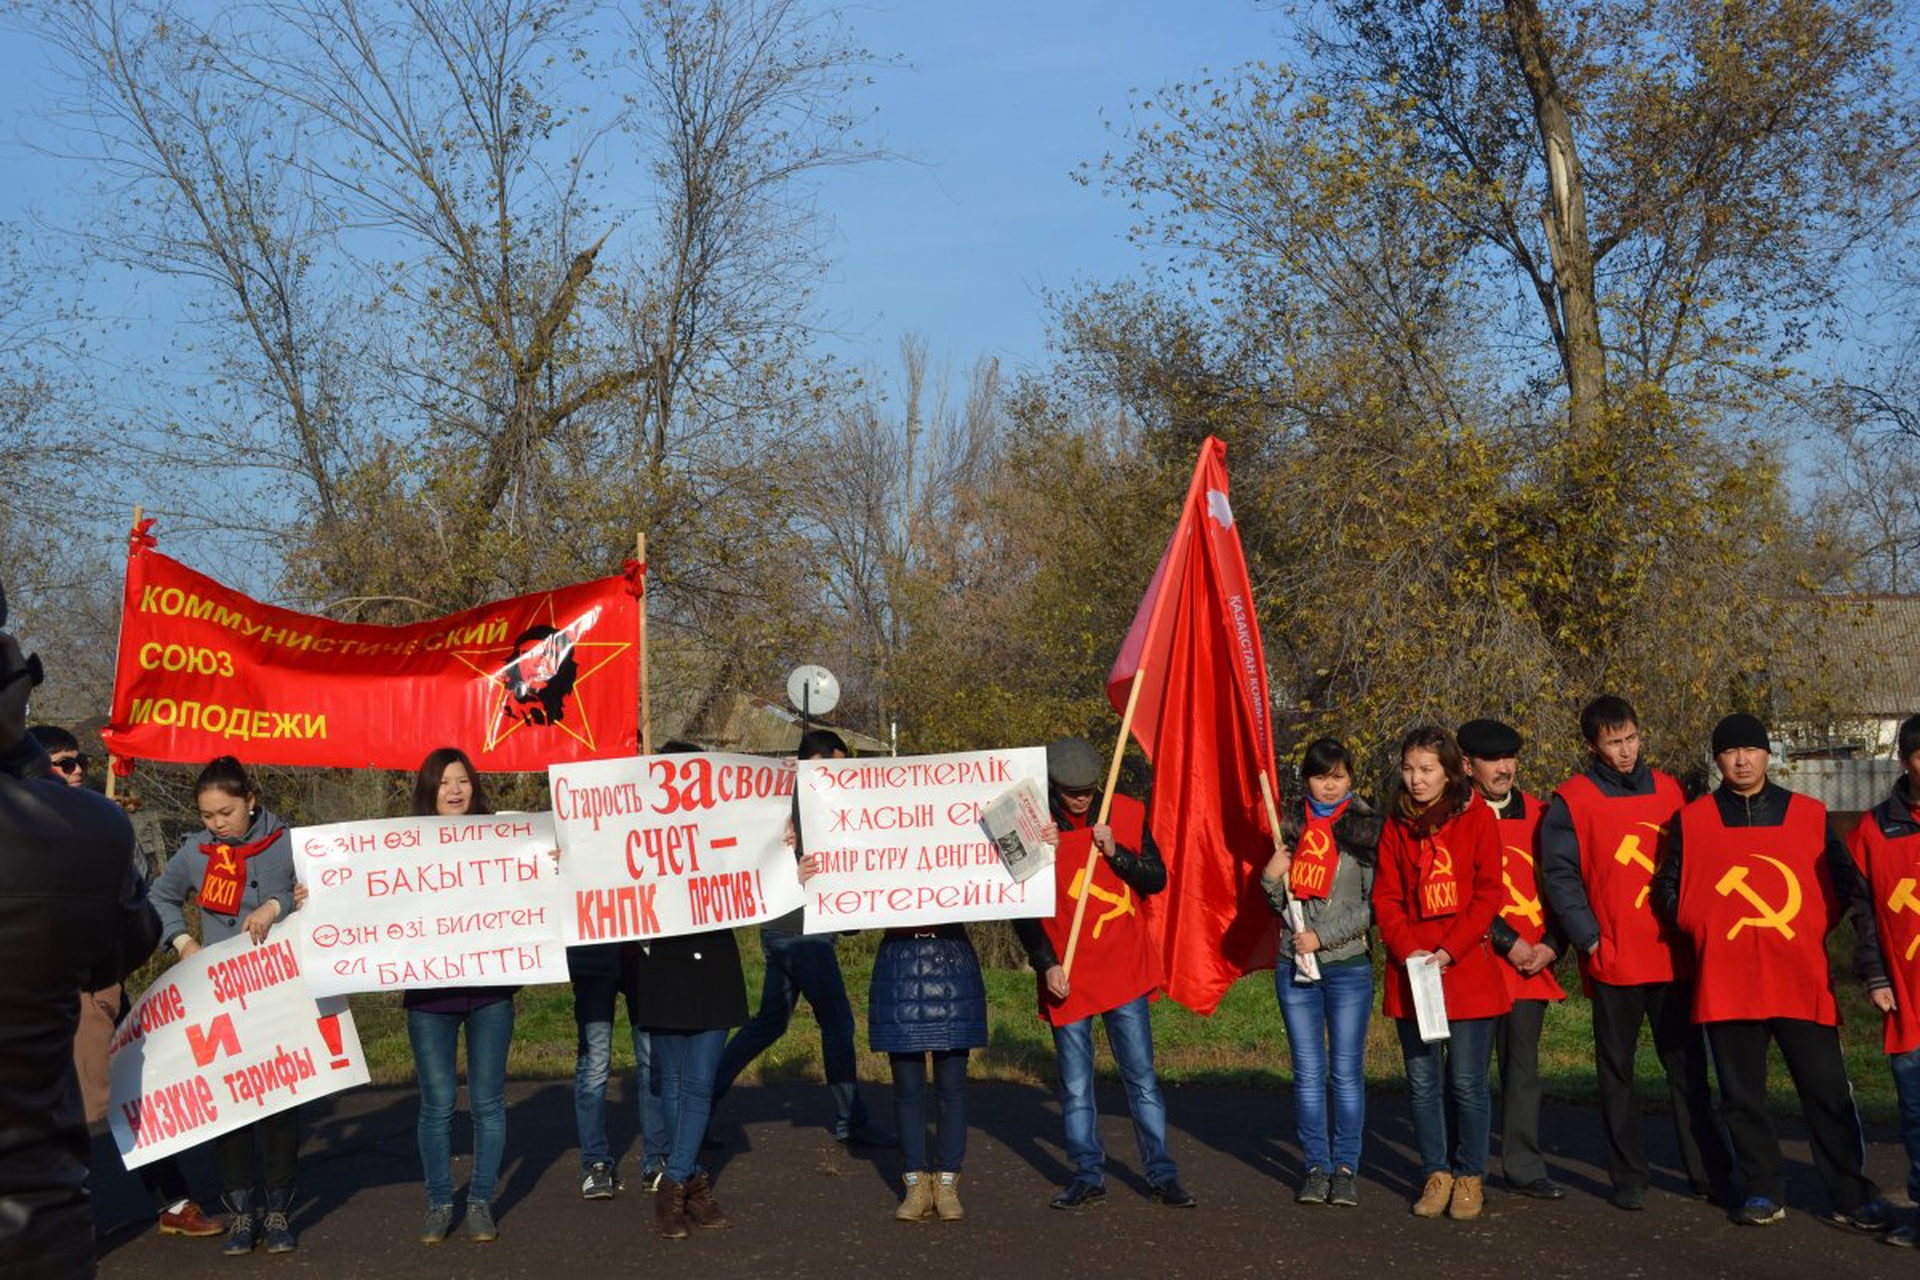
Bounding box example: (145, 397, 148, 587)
(1014, 737, 1193, 1211)
(1653, 713, 1890, 1231)
(1460, 717, 1567, 1201)
(1538, 694, 1730, 1210)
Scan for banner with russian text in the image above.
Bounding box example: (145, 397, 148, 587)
(549, 752, 804, 944)
(291, 813, 569, 997)
(108, 930, 369, 1169)
(102, 533, 639, 771)
(797, 747, 1054, 933)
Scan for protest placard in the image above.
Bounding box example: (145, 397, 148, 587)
(291, 813, 569, 997)
(108, 930, 368, 1169)
(797, 747, 1054, 933)
(548, 752, 803, 945)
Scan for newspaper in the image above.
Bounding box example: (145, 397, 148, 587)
(983, 778, 1055, 884)
(1285, 898, 1322, 982)
(1408, 951, 1451, 1042)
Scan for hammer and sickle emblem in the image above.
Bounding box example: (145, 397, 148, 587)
(1888, 877, 1920, 961)
(215, 844, 237, 874)
(1428, 839, 1454, 878)
(1714, 855, 1802, 940)
(1068, 866, 1135, 940)
(1299, 828, 1334, 861)
(1501, 845, 1543, 929)
(1612, 822, 1664, 908)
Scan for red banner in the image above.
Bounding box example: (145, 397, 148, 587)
(103, 540, 639, 772)
(1108, 437, 1280, 1015)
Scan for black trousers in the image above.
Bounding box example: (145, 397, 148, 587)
(1705, 1018, 1876, 1211)
(1495, 998, 1551, 1184)
(216, 1110, 299, 1196)
(1589, 978, 1731, 1193)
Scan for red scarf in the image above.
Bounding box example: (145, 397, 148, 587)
(1289, 798, 1348, 900)
(197, 828, 283, 918)
(1415, 831, 1462, 919)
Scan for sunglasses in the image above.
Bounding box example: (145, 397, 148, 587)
(49, 755, 89, 774)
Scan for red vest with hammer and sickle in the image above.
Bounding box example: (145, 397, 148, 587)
(1496, 791, 1565, 1001)
(1038, 793, 1164, 1027)
(1557, 771, 1686, 988)
(1676, 791, 1836, 1025)
(1848, 799, 1920, 1053)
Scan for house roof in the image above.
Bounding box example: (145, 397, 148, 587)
(1813, 595, 1920, 718)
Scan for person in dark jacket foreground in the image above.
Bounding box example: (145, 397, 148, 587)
(0, 630, 161, 1280)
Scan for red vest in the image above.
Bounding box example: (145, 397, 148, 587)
(1848, 801, 1920, 1053)
(1556, 771, 1686, 987)
(1676, 791, 1838, 1025)
(1495, 792, 1565, 1002)
(1038, 793, 1164, 1026)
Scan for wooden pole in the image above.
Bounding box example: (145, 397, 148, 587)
(1061, 665, 1150, 978)
(636, 531, 652, 755)
(105, 505, 143, 803)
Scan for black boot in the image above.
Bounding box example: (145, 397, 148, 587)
(221, 1191, 257, 1256)
(262, 1189, 296, 1253)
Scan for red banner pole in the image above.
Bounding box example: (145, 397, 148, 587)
(105, 505, 143, 803)
(636, 531, 652, 755)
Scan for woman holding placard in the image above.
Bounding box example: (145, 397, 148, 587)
(151, 755, 299, 1254)
(400, 747, 518, 1246)
(1370, 726, 1510, 1221)
(1260, 737, 1380, 1209)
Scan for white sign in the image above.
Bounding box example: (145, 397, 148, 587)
(548, 752, 804, 944)
(798, 747, 1055, 933)
(291, 813, 569, 997)
(108, 930, 369, 1169)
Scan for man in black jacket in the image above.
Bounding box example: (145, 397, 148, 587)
(0, 631, 161, 1278)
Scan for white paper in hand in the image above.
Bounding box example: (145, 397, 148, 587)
(1286, 899, 1321, 983)
(1408, 951, 1451, 1043)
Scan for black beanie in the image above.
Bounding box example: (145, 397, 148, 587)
(1710, 713, 1769, 755)
(1457, 718, 1522, 759)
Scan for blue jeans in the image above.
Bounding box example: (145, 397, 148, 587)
(1052, 994, 1177, 1185)
(1890, 1046, 1920, 1203)
(651, 1028, 727, 1184)
(1396, 1016, 1495, 1178)
(891, 1050, 969, 1173)
(713, 930, 868, 1136)
(1275, 961, 1373, 1173)
(573, 972, 669, 1173)
(408, 1000, 514, 1206)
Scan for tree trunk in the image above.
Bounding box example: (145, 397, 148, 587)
(1503, 0, 1607, 437)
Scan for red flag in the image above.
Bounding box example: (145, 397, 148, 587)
(1109, 437, 1279, 1014)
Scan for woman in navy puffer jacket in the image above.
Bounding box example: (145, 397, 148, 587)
(867, 923, 986, 1223)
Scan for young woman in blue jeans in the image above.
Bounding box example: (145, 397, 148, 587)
(1260, 738, 1380, 1208)
(404, 748, 517, 1245)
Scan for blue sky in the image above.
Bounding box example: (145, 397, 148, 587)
(0, 2, 1292, 388)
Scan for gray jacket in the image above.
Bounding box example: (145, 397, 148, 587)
(1261, 798, 1381, 967)
(152, 806, 295, 948)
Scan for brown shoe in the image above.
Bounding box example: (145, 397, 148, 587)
(1449, 1175, 1484, 1221)
(895, 1172, 934, 1222)
(933, 1171, 964, 1222)
(655, 1179, 691, 1240)
(682, 1171, 730, 1229)
(157, 1201, 225, 1238)
(1412, 1171, 1454, 1218)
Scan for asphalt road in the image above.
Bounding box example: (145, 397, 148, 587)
(90, 1078, 1920, 1279)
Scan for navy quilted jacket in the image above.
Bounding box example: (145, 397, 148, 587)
(867, 925, 988, 1053)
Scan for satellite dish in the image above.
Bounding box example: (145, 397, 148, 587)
(787, 665, 840, 718)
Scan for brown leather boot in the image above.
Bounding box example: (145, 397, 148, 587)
(682, 1171, 730, 1229)
(654, 1178, 691, 1240)
(1449, 1175, 1484, 1221)
(1412, 1171, 1454, 1218)
(895, 1172, 934, 1222)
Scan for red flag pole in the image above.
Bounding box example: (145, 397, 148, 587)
(105, 505, 143, 804)
(635, 531, 652, 755)
(1062, 663, 1150, 977)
